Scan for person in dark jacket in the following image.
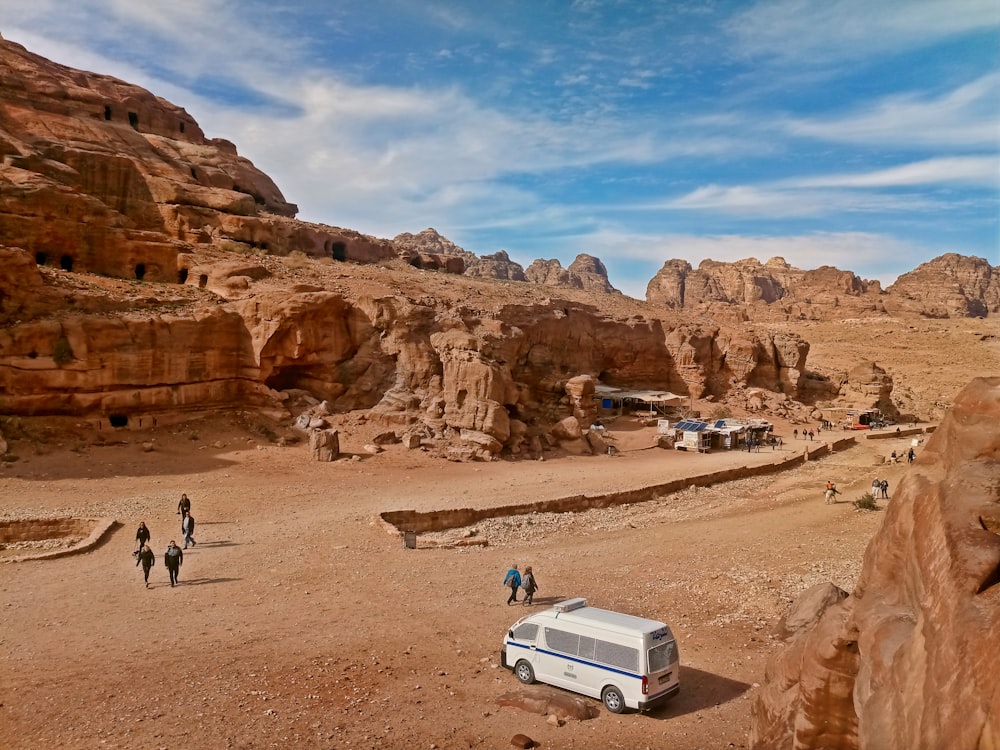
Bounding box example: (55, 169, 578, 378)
(135, 521, 151, 552)
(521, 566, 539, 606)
(181, 511, 196, 549)
(177, 493, 191, 516)
(164, 541, 183, 586)
(136, 544, 155, 587)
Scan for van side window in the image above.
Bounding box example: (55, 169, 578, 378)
(648, 640, 676, 672)
(595, 640, 639, 672)
(513, 623, 539, 641)
(544, 628, 639, 673)
(545, 627, 579, 655)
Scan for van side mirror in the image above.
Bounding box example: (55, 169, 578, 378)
(508, 630, 514, 639)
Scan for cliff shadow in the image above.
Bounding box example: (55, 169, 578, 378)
(645, 665, 751, 720)
(3, 439, 243, 481)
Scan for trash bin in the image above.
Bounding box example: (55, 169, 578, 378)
(403, 530, 417, 549)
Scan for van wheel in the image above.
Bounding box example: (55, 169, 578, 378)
(514, 660, 535, 685)
(602, 686, 626, 713)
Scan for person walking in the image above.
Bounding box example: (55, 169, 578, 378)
(164, 541, 183, 586)
(135, 521, 151, 554)
(880, 479, 889, 499)
(136, 544, 155, 587)
(177, 493, 191, 516)
(793, 429, 798, 440)
(824, 481, 840, 504)
(503, 565, 521, 605)
(181, 511, 196, 549)
(521, 566, 539, 606)
(871, 479, 880, 498)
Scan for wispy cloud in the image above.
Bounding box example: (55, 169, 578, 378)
(727, 0, 1000, 64)
(783, 73, 1000, 149)
(787, 156, 999, 188)
(665, 184, 942, 217)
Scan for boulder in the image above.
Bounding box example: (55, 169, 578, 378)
(308, 429, 339, 461)
(550, 416, 583, 441)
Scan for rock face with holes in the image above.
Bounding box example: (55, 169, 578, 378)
(750, 377, 1000, 750)
(0, 37, 393, 285)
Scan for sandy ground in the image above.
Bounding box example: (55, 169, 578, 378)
(0, 413, 925, 750)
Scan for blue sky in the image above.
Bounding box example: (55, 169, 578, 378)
(2, 0, 998, 298)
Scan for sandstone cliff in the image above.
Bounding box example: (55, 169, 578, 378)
(885, 253, 999, 318)
(0, 37, 395, 285)
(646, 255, 997, 320)
(750, 377, 1000, 750)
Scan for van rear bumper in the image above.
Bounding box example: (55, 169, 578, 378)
(637, 683, 680, 710)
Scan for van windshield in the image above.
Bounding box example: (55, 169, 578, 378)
(648, 640, 676, 673)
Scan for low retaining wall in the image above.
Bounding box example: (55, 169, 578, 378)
(381, 437, 858, 535)
(1, 518, 119, 562)
(866, 426, 935, 441)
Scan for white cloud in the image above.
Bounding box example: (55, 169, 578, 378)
(664, 184, 941, 217)
(787, 156, 1000, 188)
(784, 73, 1000, 149)
(728, 0, 1000, 64)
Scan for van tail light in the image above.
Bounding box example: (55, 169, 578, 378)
(642, 675, 649, 695)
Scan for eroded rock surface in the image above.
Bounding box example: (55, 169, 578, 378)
(750, 377, 1000, 750)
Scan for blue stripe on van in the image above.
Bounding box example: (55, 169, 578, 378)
(504, 640, 641, 680)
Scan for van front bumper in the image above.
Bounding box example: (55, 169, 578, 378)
(637, 683, 680, 711)
(500, 646, 512, 670)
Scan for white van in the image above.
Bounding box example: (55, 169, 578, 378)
(501, 598, 680, 713)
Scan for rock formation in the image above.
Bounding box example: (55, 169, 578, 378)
(885, 253, 999, 318)
(464, 250, 527, 281)
(525, 254, 618, 294)
(750, 377, 1000, 750)
(646, 257, 886, 321)
(647, 254, 998, 321)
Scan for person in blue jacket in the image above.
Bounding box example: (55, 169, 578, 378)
(503, 565, 521, 605)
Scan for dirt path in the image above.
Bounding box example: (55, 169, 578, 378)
(0, 423, 917, 750)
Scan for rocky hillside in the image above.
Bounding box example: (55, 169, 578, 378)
(750, 377, 1000, 749)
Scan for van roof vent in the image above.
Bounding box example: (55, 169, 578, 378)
(554, 598, 587, 612)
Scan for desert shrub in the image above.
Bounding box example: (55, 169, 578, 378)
(285, 250, 310, 269)
(853, 492, 879, 511)
(52, 336, 74, 367)
(709, 405, 732, 420)
(219, 240, 257, 255)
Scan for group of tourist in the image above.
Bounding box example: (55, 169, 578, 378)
(132, 493, 198, 588)
(871, 478, 890, 499)
(504, 564, 539, 606)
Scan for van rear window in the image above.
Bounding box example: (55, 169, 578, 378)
(544, 627, 639, 672)
(648, 640, 676, 672)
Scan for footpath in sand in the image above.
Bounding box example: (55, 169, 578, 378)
(0, 418, 922, 750)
